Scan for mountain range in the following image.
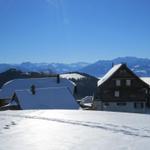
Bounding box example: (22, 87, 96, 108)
(1, 57, 150, 77)
(79, 57, 150, 77)
(0, 62, 89, 74)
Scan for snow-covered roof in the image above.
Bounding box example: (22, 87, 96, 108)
(14, 87, 79, 110)
(97, 64, 122, 86)
(0, 77, 75, 99)
(80, 96, 93, 104)
(140, 77, 150, 86)
(60, 73, 85, 80)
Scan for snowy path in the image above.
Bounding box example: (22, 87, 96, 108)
(0, 110, 150, 150)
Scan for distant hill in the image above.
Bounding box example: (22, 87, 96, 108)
(61, 72, 98, 99)
(79, 57, 150, 77)
(0, 69, 52, 88)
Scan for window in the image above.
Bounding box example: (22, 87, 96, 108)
(114, 91, 120, 97)
(134, 103, 137, 108)
(117, 102, 126, 106)
(145, 89, 148, 94)
(126, 80, 131, 86)
(116, 80, 121, 86)
(104, 103, 109, 106)
(141, 103, 144, 108)
(134, 102, 144, 109)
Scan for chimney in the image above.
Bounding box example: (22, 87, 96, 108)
(57, 74, 60, 84)
(74, 85, 77, 94)
(31, 85, 36, 95)
(121, 62, 127, 66)
(112, 63, 114, 67)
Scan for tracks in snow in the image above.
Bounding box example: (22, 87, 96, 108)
(0, 113, 150, 138)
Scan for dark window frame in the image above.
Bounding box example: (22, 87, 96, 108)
(117, 102, 126, 106)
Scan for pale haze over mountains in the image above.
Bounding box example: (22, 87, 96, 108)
(1, 57, 150, 77)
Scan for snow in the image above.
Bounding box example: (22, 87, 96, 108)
(140, 77, 150, 86)
(14, 87, 79, 110)
(80, 96, 93, 104)
(134, 65, 140, 68)
(60, 73, 85, 80)
(0, 77, 75, 99)
(80, 96, 93, 107)
(98, 64, 122, 86)
(135, 70, 147, 73)
(0, 110, 150, 150)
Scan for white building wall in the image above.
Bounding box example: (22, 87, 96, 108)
(93, 101, 146, 113)
(93, 101, 103, 110)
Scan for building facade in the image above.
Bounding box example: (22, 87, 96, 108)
(93, 64, 150, 113)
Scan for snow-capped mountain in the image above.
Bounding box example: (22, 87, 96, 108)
(50, 62, 89, 73)
(1, 57, 150, 77)
(79, 57, 150, 77)
(0, 62, 90, 74)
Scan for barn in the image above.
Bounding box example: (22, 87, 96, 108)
(0, 76, 79, 110)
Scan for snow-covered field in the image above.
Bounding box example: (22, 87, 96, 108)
(0, 110, 150, 150)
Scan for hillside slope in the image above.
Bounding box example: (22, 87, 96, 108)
(61, 72, 98, 99)
(0, 69, 53, 88)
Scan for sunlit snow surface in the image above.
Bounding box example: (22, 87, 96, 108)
(60, 73, 85, 80)
(0, 110, 150, 150)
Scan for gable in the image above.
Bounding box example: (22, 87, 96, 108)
(98, 64, 149, 88)
(97, 64, 122, 86)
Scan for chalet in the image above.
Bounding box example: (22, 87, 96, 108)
(93, 64, 150, 113)
(0, 76, 79, 110)
(0, 75, 76, 105)
(1, 87, 79, 110)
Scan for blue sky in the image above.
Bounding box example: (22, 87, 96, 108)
(0, 0, 150, 63)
